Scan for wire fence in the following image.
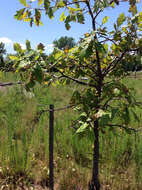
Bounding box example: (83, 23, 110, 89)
(38, 103, 142, 190)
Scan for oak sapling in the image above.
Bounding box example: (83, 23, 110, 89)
(10, 0, 142, 189)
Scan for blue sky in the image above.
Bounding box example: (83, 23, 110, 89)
(0, 0, 142, 54)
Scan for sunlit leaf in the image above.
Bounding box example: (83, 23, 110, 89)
(60, 12, 66, 21)
(14, 8, 26, 20)
(8, 55, 19, 61)
(76, 122, 88, 133)
(19, 0, 28, 6)
(38, 0, 44, 6)
(102, 16, 109, 24)
(13, 43, 23, 53)
(117, 13, 126, 26)
(26, 40, 31, 50)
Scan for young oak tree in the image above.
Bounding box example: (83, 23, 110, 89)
(10, 0, 142, 189)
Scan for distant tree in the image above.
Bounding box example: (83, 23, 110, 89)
(53, 36, 76, 50)
(0, 42, 6, 55)
(0, 42, 6, 70)
(121, 52, 142, 72)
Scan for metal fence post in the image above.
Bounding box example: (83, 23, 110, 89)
(49, 104, 54, 190)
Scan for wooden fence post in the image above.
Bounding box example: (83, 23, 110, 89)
(49, 104, 54, 190)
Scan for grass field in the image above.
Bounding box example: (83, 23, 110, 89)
(0, 72, 142, 189)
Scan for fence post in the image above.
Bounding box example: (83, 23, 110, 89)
(49, 104, 54, 190)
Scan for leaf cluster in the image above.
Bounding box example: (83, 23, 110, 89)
(11, 0, 142, 136)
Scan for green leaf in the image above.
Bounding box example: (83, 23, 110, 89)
(23, 18, 31, 22)
(25, 80, 35, 91)
(117, 13, 126, 26)
(131, 109, 140, 122)
(24, 50, 35, 58)
(95, 109, 111, 119)
(44, 0, 50, 10)
(129, 5, 137, 16)
(65, 22, 71, 30)
(38, 0, 43, 6)
(98, 110, 112, 126)
(123, 107, 130, 125)
(8, 55, 19, 61)
(60, 12, 66, 22)
(22, 10, 28, 19)
(19, 0, 28, 6)
(47, 7, 54, 19)
(35, 9, 41, 26)
(113, 88, 120, 96)
(76, 122, 88, 133)
(13, 43, 22, 54)
(33, 67, 44, 83)
(79, 112, 87, 122)
(19, 61, 30, 68)
(30, 17, 34, 27)
(14, 8, 26, 20)
(103, 43, 108, 52)
(26, 40, 31, 50)
(80, 41, 94, 59)
(95, 41, 106, 54)
(102, 16, 109, 24)
(77, 12, 84, 24)
(110, 1, 115, 8)
(57, 0, 66, 8)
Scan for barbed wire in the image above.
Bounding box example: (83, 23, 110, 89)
(0, 81, 22, 86)
(37, 104, 75, 112)
(32, 104, 75, 125)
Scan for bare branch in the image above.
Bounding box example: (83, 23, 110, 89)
(106, 124, 142, 133)
(58, 70, 96, 87)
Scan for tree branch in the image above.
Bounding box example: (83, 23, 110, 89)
(106, 124, 142, 133)
(103, 49, 128, 76)
(85, 0, 95, 30)
(59, 71, 96, 87)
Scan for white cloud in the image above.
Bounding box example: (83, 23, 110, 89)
(0, 37, 27, 53)
(0, 38, 54, 54)
(45, 44, 54, 54)
(29, 0, 36, 2)
(20, 43, 26, 50)
(0, 37, 13, 45)
(46, 44, 54, 48)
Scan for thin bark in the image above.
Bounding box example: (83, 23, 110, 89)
(85, 1, 102, 189)
(89, 120, 100, 190)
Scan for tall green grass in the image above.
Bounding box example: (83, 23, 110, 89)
(0, 73, 142, 189)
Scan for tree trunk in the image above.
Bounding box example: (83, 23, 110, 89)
(89, 120, 100, 190)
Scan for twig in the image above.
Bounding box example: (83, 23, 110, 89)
(58, 70, 96, 87)
(106, 124, 142, 133)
